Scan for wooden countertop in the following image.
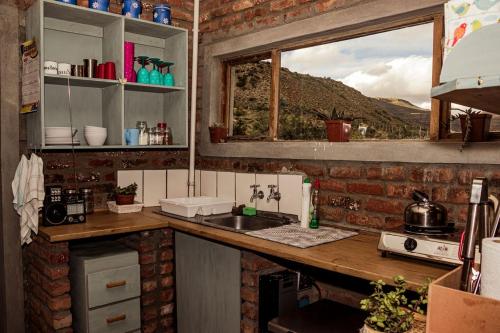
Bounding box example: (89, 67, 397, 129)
(39, 208, 451, 289)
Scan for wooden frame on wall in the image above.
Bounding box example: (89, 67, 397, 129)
(220, 11, 449, 141)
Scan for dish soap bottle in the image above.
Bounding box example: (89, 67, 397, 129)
(300, 178, 312, 228)
(309, 179, 320, 229)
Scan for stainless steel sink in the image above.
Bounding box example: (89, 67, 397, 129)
(203, 215, 291, 232)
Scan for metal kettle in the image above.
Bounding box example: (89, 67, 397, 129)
(404, 191, 448, 228)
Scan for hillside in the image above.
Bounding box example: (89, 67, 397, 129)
(232, 62, 430, 140)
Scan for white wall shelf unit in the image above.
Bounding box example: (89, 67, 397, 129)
(25, 0, 188, 150)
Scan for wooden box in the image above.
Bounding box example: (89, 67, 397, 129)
(426, 266, 500, 333)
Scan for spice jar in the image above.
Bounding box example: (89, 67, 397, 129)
(136, 121, 148, 146)
(148, 127, 156, 145)
(79, 188, 94, 214)
(157, 122, 167, 145)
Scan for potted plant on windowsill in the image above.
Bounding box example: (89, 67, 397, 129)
(450, 107, 492, 143)
(319, 107, 353, 142)
(114, 183, 138, 205)
(209, 122, 228, 143)
(360, 275, 429, 333)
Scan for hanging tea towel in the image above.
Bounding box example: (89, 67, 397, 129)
(12, 154, 44, 245)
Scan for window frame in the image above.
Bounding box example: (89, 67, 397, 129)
(221, 13, 448, 142)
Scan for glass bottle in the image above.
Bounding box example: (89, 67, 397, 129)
(136, 121, 148, 146)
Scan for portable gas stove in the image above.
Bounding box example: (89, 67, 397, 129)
(378, 223, 480, 265)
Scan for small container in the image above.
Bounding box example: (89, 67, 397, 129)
(148, 127, 156, 145)
(77, 65, 85, 77)
(136, 121, 148, 145)
(83, 59, 98, 78)
(122, 0, 142, 18)
(80, 188, 94, 214)
(44, 61, 58, 75)
(89, 0, 110, 11)
(153, 4, 171, 25)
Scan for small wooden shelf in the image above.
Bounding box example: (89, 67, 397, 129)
(124, 82, 185, 93)
(44, 74, 119, 88)
(124, 17, 187, 39)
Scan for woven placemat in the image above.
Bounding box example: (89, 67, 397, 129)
(246, 224, 358, 248)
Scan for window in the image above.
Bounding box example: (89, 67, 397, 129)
(222, 17, 448, 141)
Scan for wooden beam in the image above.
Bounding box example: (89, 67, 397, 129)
(269, 50, 281, 140)
(220, 62, 229, 127)
(430, 12, 447, 140)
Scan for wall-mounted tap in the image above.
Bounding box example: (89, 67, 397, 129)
(250, 185, 264, 203)
(267, 185, 281, 203)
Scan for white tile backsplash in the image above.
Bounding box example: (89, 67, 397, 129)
(217, 171, 236, 203)
(236, 173, 256, 207)
(167, 169, 189, 198)
(143, 170, 166, 207)
(117, 170, 143, 203)
(278, 174, 303, 219)
(200, 170, 217, 197)
(256, 174, 278, 212)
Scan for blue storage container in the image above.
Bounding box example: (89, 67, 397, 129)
(153, 4, 171, 25)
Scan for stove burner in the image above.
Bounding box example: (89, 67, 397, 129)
(404, 223, 456, 236)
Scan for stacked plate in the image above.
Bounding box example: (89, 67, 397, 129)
(45, 127, 80, 145)
(84, 126, 107, 146)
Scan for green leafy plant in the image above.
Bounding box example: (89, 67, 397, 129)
(360, 276, 429, 333)
(114, 183, 138, 196)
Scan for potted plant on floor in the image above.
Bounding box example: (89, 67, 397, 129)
(449, 107, 492, 149)
(319, 107, 353, 142)
(360, 275, 429, 333)
(114, 182, 138, 205)
(209, 122, 228, 143)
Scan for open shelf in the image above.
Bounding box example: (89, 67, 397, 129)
(44, 74, 119, 88)
(42, 144, 188, 150)
(124, 16, 186, 39)
(124, 82, 185, 93)
(44, 0, 121, 27)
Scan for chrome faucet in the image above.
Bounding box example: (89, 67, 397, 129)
(267, 185, 281, 203)
(250, 185, 264, 203)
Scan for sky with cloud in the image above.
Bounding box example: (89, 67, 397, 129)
(281, 23, 434, 110)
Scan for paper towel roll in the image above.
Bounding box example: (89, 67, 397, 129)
(481, 237, 500, 300)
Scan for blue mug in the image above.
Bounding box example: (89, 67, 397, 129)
(57, 0, 77, 4)
(153, 4, 171, 25)
(125, 128, 140, 145)
(89, 0, 110, 11)
(122, 0, 142, 18)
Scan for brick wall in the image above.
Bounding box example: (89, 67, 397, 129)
(240, 251, 285, 333)
(119, 229, 176, 333)
(24, 237, 72, 333)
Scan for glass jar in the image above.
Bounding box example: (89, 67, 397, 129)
(136, 121, 148, 146)
(79, 188, 94, 214)
(148, 127, 156, 145)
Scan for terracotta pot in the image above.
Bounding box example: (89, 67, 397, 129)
(459, 114, 492, 142)
(209, 127, 228, 143)
(115, 194, 135, 205)
(325, 120, 351, 142)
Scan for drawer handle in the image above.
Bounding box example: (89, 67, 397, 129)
(106, 280, 127, 289)
(106, 314, 126, 324)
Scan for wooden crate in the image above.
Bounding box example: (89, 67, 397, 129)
(426, 266, 500, 333)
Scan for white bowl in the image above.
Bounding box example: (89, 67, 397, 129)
(45, 127, 73, 137)
(84, 133, 107, 146)
(84, 126, 106, 130)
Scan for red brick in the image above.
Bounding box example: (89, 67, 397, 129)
(423, 168, 455, 183)
(160, 275, 174, 288)
(295, 163, 325, 176)
(447, 187, 470, 204)
(270, 0, 295, 11)
(329, 166, 361, 179)
(284, 5, 313, 21)
(47, 294, 71, 312)
(242, 301, 258, 320)
(140, 252, 157, 265)
(160, 303, 175, 317)
(41, 277, 70, 297)
(31, 260, 69, 280)
(160, 262, 174, 275)
(385, 217, 405, 229)
(141, 264, 156, 279)
(386, 184, 426, 199)
(366, 167, 382, 179)
(160, 316, 175, 329)
(321, 179, 346, 192)
(382, 166, 406, 181)
(346, 213, 384, 228)
(142, 279, 158, 293)
(160, 289, 175, 302)
(409, 168, 424, 182)
(346, 183, 384, 195)
(242, 270, 258, 287)
(241, 252, 278, 271)
(142, 306, 158, 321)
(142, 320, 158, 333)
(141, 293, 158, 306)
(160, 249, 174, 261)
(241, 318, 259, 333)
(431, 187, 448, 202)
(319, 206, 345, 222)
(232, 0, 254, 11)
(241, 286, 258, 303)
(365, 199, 405, 215)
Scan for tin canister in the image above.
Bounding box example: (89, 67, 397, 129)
(89, 0, 110, 11)
(153, 4, 171, 25)
(57, 0, 77, 4)
(122, 0, 142, 18)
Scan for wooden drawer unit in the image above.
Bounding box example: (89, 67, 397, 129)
(70, 242, 141, 333)
(88, 298, 140, 333)
(88, 265, 140, 308)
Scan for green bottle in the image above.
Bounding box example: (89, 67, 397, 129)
(309, 179, 320, 229)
